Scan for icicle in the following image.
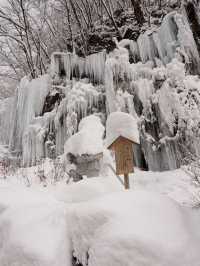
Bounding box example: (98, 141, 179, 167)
(0, 97, 14, 145)
(63, 53, 72, 80)
(104, 58, 118, 113)
(175, 12, 200, 74)
(51, 52, 62, 76)
(137, 33, 151, 63)
(129, 40, 141, 62)
(85, 50, 106, 83)
(9, 74, 50, 155)
(133, 78, 155, 108)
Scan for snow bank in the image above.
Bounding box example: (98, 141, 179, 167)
(68, 190, 200, 266)
(64, 115, 105, 156)
(0, 186, 71, 266)
(131, 168, 200, 207)
(0, 166, 200, 266)
(55, 175, 122, 203)
(106, 111, 140, 147)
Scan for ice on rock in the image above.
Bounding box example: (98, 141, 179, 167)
(6, 7, 200, 171)
(140, 57, 200, 170)
(54, 81, 103, 156)
(118, 39, 140, 62)
(137, 31, 159, 64)
(104, 58, 118, 113)
(0, 97, 14, 145)
(137, 12, 200, 73)
(132, 78, 155, 108)
(158, 81, 178, 134)
(51, 51, 106, 83)
(14, 74, 104, 166)
(22, 111, 56, 166)
(85, 51, 106, 84)
(9, 75, 50, 153)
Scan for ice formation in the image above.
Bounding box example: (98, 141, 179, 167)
(54, 81, 104, 156)
(2, 10, 200, 171)
(9, 75, 50, 154)
(51, 50, 106, 83)
(0, 59, 106, 166)
(137, 12, 200, 73)
(0, 97, 14, 145)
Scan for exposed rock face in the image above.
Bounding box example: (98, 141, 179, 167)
(75, 153, 103, 178)
(183, 0, 200, 56)
(42, 91, 64, 114)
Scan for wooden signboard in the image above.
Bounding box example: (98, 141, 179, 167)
(108, 136, 134, 189)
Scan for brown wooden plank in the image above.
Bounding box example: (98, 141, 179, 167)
(112, 137, 134, 176)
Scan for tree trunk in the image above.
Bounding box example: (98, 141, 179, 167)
(131, 0, 145, 26)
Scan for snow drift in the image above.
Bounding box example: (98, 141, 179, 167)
(0, 187, 71, 266)
(68, 190, 200, 266)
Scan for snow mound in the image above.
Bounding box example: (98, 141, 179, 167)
(64, 115, 105, 156)
(0, 187, 71, 266)
(106, 111, 140, 147)
(55, 175, 122, 203)
(69, 190, 200, 266)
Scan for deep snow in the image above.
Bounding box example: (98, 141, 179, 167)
(68, 190, 200, 266)
(0, 160, 200, 266)
(0, 186, 71, 266)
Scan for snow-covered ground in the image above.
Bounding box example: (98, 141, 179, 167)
(132, 168, 200, 207)
(1, 144, 200, 266)
(0, 186, 71, 266)
(68, 190, 200, 266)
(0, 160, 200, 265)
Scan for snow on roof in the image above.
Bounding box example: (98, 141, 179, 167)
(64, 115, 105, 156)
(106, 112, 140, 148)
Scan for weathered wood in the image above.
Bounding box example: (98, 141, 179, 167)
(110, 136, 134, 176)
(124, 173, 130, 190)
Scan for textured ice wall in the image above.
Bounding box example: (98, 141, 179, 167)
(7, 9, 200, 170)
(137, 12, 200, 74)
(51, 51, 106, 84)
(9, 75, 50, 154)
(20, 79, 105, 166)
(0, 97, 14, 145)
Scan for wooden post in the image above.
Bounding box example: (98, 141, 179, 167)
(124, 173, 130, 190)
(108, 136, 135, 190)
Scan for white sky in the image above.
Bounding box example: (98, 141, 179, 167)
(0, 0, 7, 7)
